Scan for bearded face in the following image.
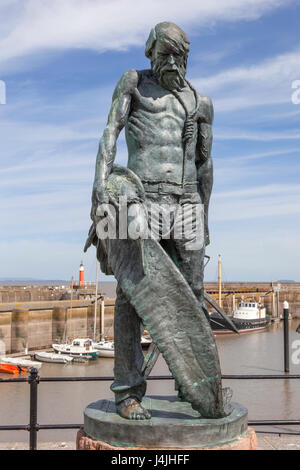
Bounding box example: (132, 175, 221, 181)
(151, 41, 187, 91)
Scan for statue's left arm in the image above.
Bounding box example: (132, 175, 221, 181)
(196, 96, 214, 246)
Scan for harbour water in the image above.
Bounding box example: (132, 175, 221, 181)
(0, 320, 300, 443)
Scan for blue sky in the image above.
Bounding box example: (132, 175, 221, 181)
(0, 0, 300, 282)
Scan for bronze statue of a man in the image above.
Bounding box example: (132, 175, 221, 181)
(88, 22, 231, 420)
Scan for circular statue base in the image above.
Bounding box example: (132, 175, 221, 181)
(77, 396, 257, 450)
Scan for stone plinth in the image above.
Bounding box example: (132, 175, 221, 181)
(77, 427, 257, 450)
(77, 396, 257, 450)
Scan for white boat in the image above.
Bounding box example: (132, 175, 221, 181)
(34, 351, 73, 364)
(141, 335, 152, 348)
(210, 256, 270, 335)
(52, 338, 100, 359)
(233, 301, 267, 320)
(93, 340, 114, 358)
(211, 300, 270, 335)
(0, 356, 42, 370)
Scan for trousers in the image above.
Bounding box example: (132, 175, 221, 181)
(111, 192, 207, 404)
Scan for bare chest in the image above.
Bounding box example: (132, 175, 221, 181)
(131, 80, 196, 127)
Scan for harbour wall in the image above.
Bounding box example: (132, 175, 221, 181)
(0, 299, 115, 355)
(206, 282, 300, 317)
(1, 281, 300, 354)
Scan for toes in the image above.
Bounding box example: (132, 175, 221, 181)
(130, 410, 149, 420)
(117, 402, 151, 420)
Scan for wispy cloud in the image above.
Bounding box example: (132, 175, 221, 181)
(206, 225, 300, 281)
(195, 50, 300, 92)
(193, 48, 300, 111)
(0, 119, 99, 145)
(0, 0, 291, 67)
(214, 183, 300, 200)
(214, 128, 300, 141)
(211, 183, 300, 221)
(214, 147, 300, 163)
(0, 238, 97, 280)
(1, 0, 299, 281)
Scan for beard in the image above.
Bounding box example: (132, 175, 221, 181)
(152, 59, 186, 91)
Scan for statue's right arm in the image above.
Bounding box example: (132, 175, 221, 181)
(91, 69, 138, 211)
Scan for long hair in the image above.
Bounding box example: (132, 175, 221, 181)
(145, 22, 190, 64)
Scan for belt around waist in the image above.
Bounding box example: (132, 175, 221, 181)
(142, 181, 198, 195)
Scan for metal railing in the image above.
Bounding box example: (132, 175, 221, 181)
(1, 369, 300, 450)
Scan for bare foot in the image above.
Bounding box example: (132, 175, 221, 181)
(116, 398, 151, 420)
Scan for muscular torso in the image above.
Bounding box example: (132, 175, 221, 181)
(126, 70, 198, 186)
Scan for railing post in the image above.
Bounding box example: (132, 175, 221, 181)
(28, 368, 39, 450)
(283, 301, 290, 373)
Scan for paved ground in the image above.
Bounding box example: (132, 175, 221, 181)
(257, 434, 300, 450)
(0, 441, 76, 450)
(1, 434, 300, 450)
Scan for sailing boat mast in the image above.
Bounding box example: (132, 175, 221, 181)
(66, 276, 74, 341)
(218, 255, 222, 308)
(93, 261, 99, 342)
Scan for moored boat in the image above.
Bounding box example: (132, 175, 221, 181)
(34, 351, 73, 364)
(210, 300, 270, 335)
(0, 363, 27, 375)
(52, 338, 99, 359)
(93, 340, 114, 358)
(141, 335, 152, 348)
(0, 356, 42, 371)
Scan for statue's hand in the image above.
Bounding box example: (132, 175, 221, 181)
(91, 187, 110, 220)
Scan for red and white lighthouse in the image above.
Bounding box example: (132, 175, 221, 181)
(79, 262, 85, 287)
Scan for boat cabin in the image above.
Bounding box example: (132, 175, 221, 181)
(239, 301, 257, 308)
(72, 339, 93, 351)
(234, 301, 266, 320)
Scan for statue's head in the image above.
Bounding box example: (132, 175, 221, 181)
(145, 22, 190, 91)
